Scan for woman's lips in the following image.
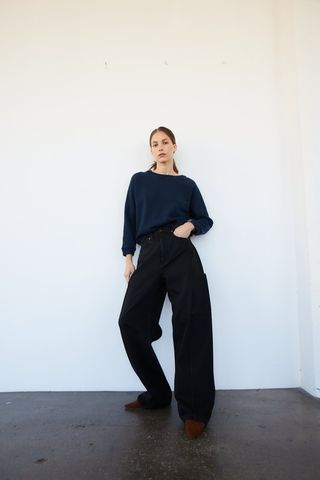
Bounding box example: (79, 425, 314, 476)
(159, 153, 166, 157)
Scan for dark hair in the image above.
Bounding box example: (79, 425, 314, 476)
(148, 126, 179, 174)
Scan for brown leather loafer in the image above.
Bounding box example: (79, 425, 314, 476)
(184, 419, 206, 439)
(124, 399, 143, 410)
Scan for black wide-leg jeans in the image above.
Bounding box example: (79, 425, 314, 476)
(118, 226, 215, 425)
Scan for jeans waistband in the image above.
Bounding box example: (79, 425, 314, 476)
(142, 226, 174, 243)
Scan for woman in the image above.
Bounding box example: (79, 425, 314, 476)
(118, 126, 215, 439)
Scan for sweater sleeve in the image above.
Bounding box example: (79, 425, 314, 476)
(188, 182, 214, 235)
(121, 174, 137, 256)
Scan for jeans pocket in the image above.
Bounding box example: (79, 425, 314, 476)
(171, 232, 190, 241)
(141, 234, 152, 246)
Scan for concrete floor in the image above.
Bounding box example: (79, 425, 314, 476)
(0, 389, 319, 480)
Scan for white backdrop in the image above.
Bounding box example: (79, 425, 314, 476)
(0, 0, 319, 396)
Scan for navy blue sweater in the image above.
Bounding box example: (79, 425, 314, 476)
(121, 170, 214, 256)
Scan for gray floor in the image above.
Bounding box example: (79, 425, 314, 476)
(1, 388, 319, 480)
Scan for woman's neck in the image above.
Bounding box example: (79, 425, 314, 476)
(152, 166, 177, 176)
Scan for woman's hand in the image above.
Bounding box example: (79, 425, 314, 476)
(124, 258, 136, 283)
(173, 221, 195, 238)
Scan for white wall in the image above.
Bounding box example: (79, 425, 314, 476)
(0, 0, 317, 395)
(293, 0, 320, 397)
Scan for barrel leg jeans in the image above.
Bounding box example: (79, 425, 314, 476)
(118, 227, 215, 425)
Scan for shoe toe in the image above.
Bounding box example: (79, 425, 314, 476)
(124, 399, 142, 410)
(184, 419, 206, 438)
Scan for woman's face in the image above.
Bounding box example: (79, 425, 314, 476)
(150, 131, 176, 166)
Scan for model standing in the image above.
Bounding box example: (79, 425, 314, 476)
(118, 126, 215, 439)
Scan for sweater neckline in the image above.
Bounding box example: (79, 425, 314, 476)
(148, 170, 184, 177)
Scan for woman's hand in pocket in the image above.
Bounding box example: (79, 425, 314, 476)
(173, 222, 194, 238)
